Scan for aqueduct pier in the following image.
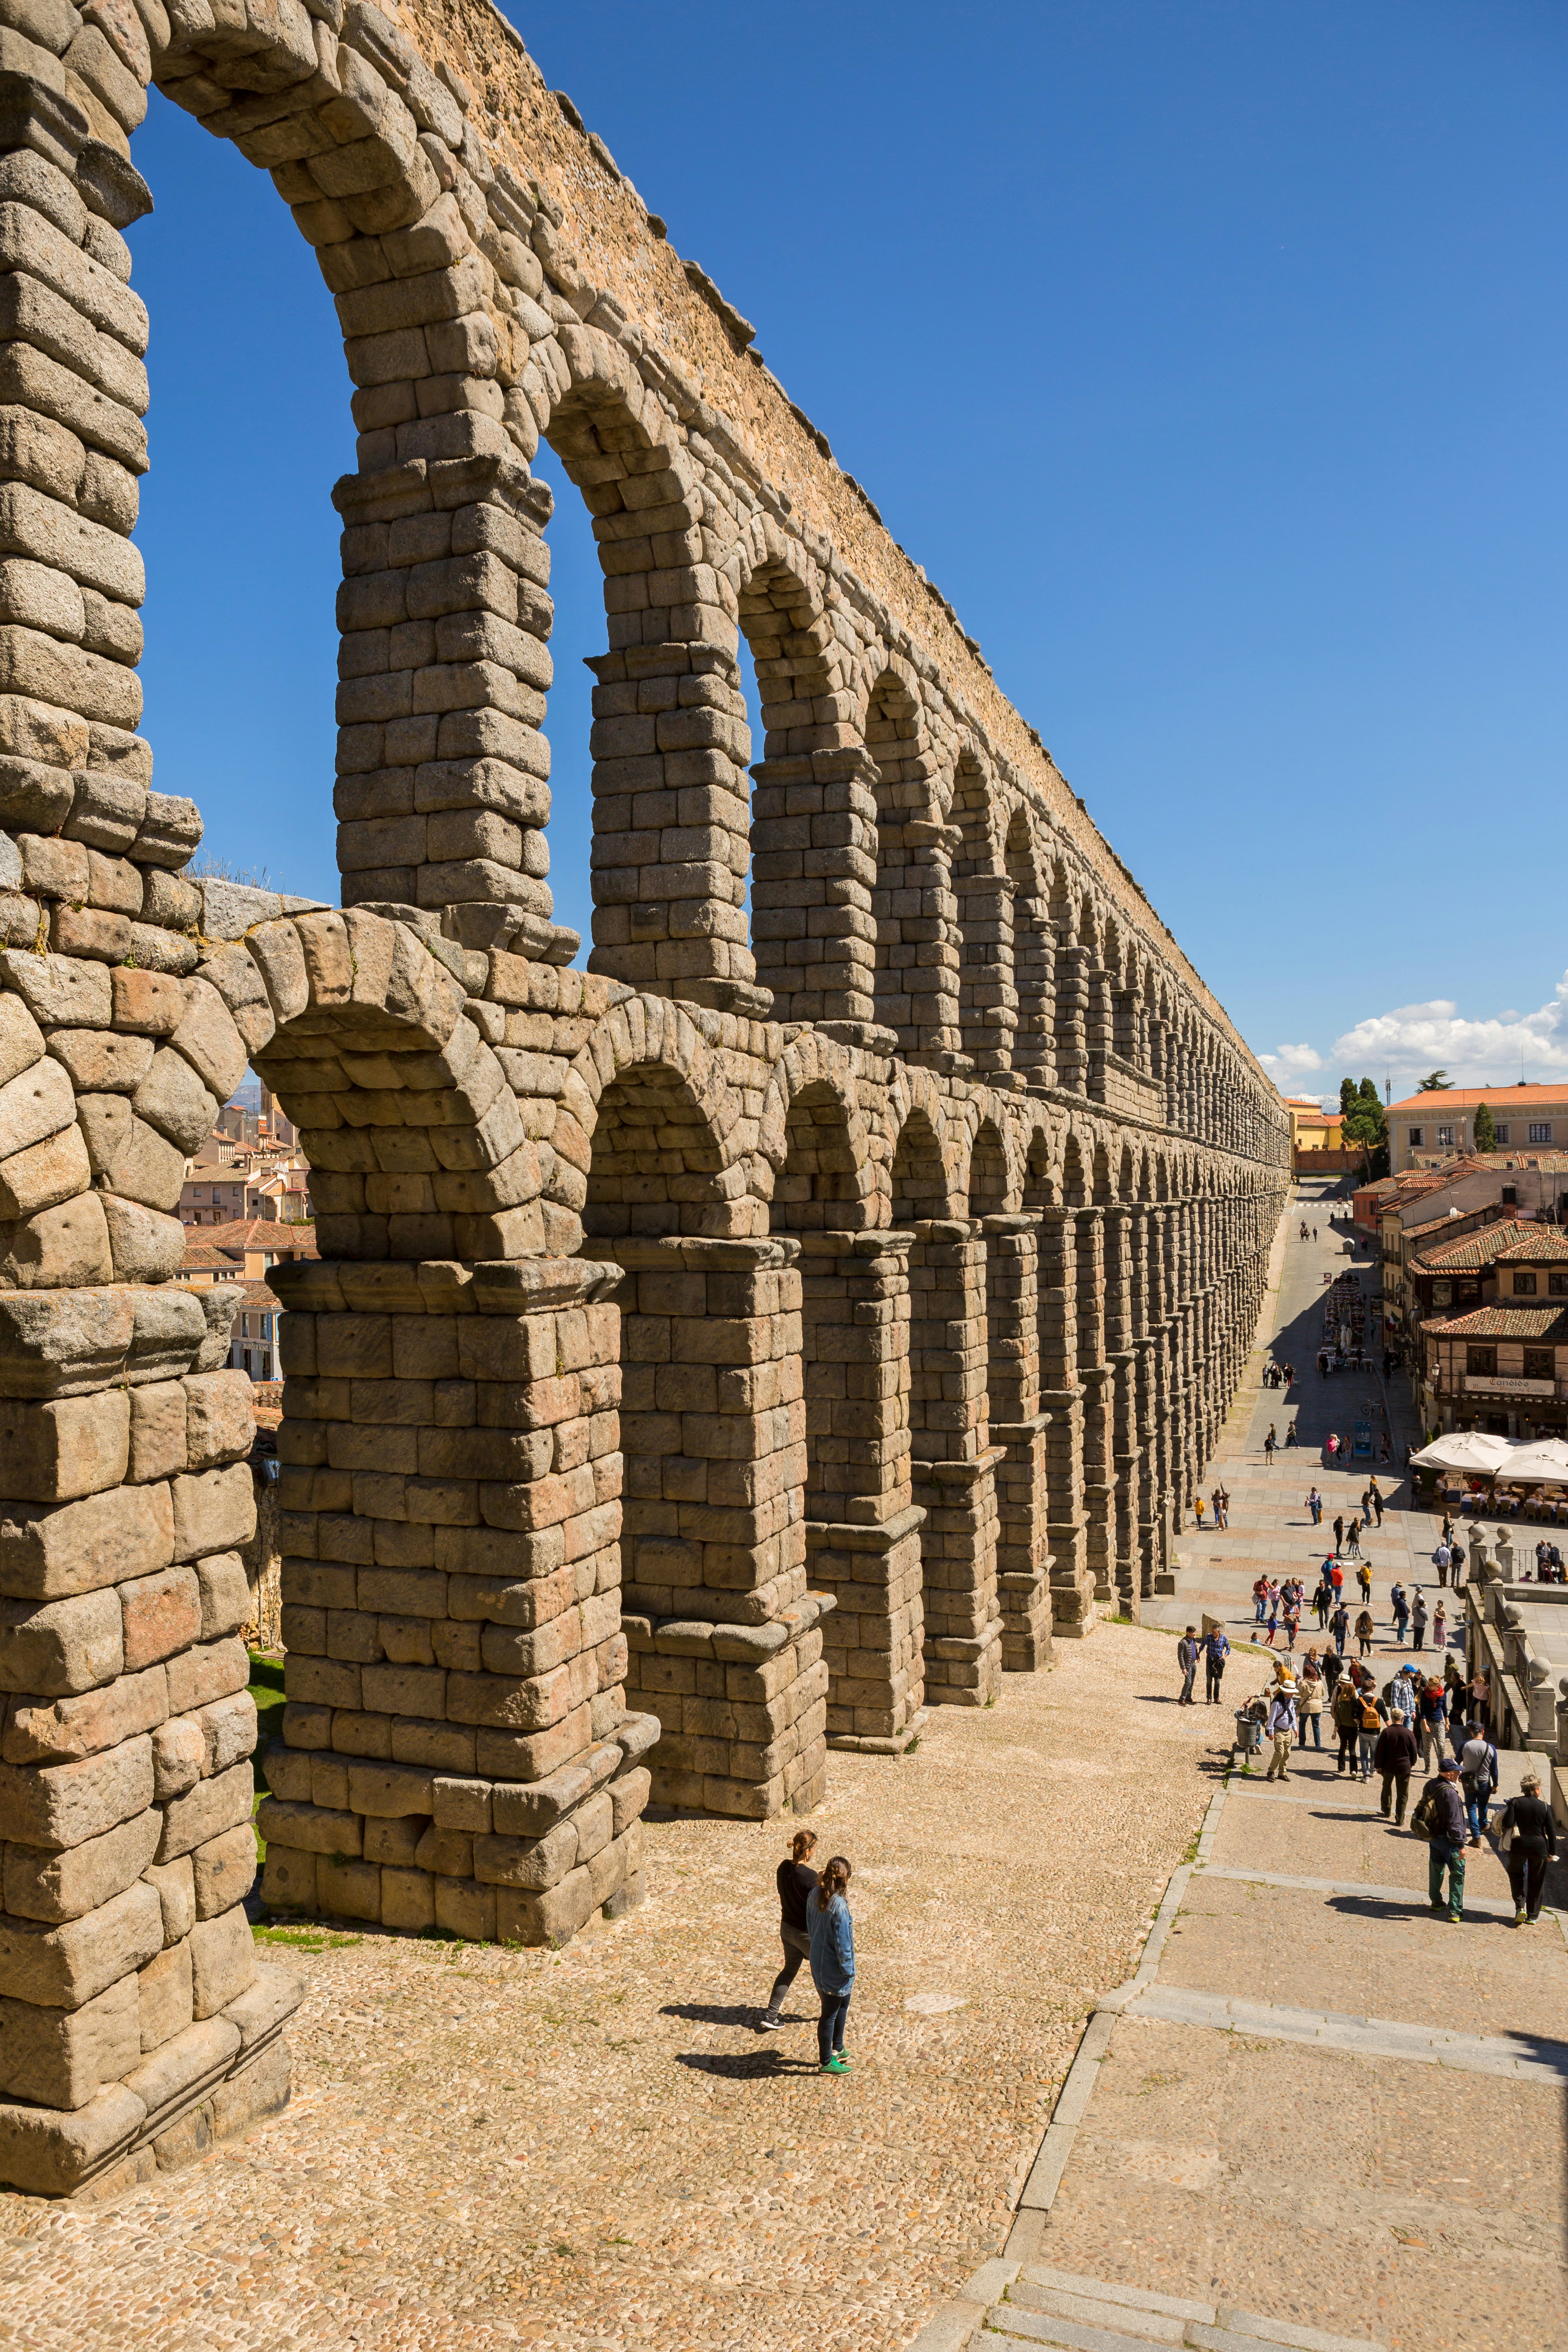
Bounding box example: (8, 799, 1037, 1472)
(0, 0, 1287, 2195)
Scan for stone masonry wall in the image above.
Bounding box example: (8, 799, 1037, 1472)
(0, 0, 1288, 2197)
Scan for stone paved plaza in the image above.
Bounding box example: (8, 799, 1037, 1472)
(0, 1617, 1217, 2351)
(922, 1185, 1568, 2352)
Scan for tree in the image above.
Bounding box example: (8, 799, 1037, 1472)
(1417, 1069, 1452, 1092)
(1338, 1074, 1389, 1180)
(1473, 1102, 1497, 1153)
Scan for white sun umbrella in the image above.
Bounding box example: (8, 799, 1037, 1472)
(1408, 1432, 1515, 1475)
(1499, 1437, 1568, 1485)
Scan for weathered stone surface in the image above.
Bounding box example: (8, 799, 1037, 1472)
(0, 1479, 173, 1598)
(0, 1732, 152, 1850)
(2, 1806, 160, 1924)
(0, 1586, 122, 1695)
(0, 1878, 163, 2008)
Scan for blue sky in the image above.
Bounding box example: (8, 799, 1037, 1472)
(129, 1, 1567, 1102)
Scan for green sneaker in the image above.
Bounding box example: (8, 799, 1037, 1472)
(835, 2050, 851, 2065)
(820, 2056, 849, 2075)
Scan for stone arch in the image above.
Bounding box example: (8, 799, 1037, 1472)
(739, 539, 875, 1027)
(245, 911, 542, 1263)
(864, 665, 956, 1062)
(577, 1055, 730, 1245)
(951, 748, 1009, 1077)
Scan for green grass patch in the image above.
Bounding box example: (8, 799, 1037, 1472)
(252, 1922, 364, 1953)
(248, 1652, 286, 1791)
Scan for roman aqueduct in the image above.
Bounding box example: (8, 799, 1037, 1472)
(0, 0, 1288, 2196)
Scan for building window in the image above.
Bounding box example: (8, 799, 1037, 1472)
(1513, 1270, 1538, 1296)
(1436, 1126, 1455, 1149)
(1458, 1280, 1480, 1303)
(1494, 1124, 1510, 1145)
(1466, 1346, 1496, 1376)
(1432, 1279, 1452, 1308)
(1407, 1127, 1422, 1149)
(1523, 1349, 1554, 1381)
(1550, 1272, 1568, 1296)
(1528, 1123, 1553, 1144)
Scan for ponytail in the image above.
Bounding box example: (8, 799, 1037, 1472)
(817, 1854, 851, 1910)
(791, 1829, 817, 1862)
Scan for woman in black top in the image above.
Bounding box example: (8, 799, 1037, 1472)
(757, 1829, 818, 2029)
(1498, 1773, 1557, 1925)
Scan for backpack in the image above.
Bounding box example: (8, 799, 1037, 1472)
(1408, 1791, 1440, 1842)
(1360, 1697, 1381, 1732)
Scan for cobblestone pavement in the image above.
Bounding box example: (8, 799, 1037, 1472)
(918, 1189, 1568, 2352)
(0, 1621, 1218, 2352)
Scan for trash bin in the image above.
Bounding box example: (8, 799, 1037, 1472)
(1232, 1707, 1264, 1771)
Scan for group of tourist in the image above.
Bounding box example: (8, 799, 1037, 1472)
(1244, 1657, 1553, 1926)
(1192, 1485, 1231, 1530)
(1262, 1359, 1294, 1389)
(754, 1830, 855, 2070)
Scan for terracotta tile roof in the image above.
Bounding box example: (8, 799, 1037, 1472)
(238, 1280, 281, 1312)
(1421, 1305, 1568, 1341)
(196, 1218, 317, 1255)
(179, 1239, 234, 1272)
(1413, 1224, 1568, 1274)
(1389, 1084, 1568, 1115)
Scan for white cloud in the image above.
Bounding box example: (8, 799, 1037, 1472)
(1256, 1042, 1326, 1095)
(1333, 971, 1568, 1094)
(1253, 971, 1568, 1101)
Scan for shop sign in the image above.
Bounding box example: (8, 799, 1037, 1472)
(1463, 1375, 1556, 1396)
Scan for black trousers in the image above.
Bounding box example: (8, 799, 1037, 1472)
(1507, 1843, 1550, 1920)
(1379, 1769, 1410, 1824)
(1205, 1662, 1225, 1702)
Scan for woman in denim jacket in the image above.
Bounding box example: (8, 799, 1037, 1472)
(808, 1855, 855, 2075)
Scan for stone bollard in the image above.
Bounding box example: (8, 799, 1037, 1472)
(1525, 1657, 1556, 1751)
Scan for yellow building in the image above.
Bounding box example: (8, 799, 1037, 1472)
(1283, 1096, 1344, 1155)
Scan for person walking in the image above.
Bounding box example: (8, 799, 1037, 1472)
(1457, 1722, 1498, 1847)
(807, 1854, 855, 2074)
(1356, 1561, 1372, 1606)
(1345, 1517, 1364, 1563)
(756, 1829, 819, 2031)
(1417, 1677, 1448, 1776)
(1497, 1772, 1557, 1924)
(1374, 1713, 1418, 1826)
(1329, 1559, 1345, 1609)
(1297, 1651, 1325, 1750)
(1332, 1513, 1345, 1558)
(1442, 1654, 1468, 1729)
(1410, 1588, 1428, 1653)
(1368, 1479, 1384, 1529)
(1357, 1681, 1383, 1781)
(1194, 1494, 1206, 1533)
(1433, 1539, 1451, 1590)
(1282, 1592, 1300, 1655)
(1253, 1575, 1269, 1625)
(1177, 1626, 1200, 1706)
(1216, 1483, 1230, 1529)
(1332, 1670, 1361, 1777)
(1329, 1600, 1350, 1656)
(1204, 1625, 1230, 1704)
(1354, 1606, 1375, 1658)
(1432, 1599, 1448, 1655)
(1469, 1667, 1491, 1735)
(1264, 1425, 1277, 1463)
(1322, 1644, 1344, 1705)
(1386, 1663, 1418, 1739)
(1391, 1583, 1410, 1644)
(1307, 1485, 1323, 1526)
(1418, 1760, 1468, 1923)
(1265, 1678, 1298, 1780)
(1314, 1569, 1332, 1630)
